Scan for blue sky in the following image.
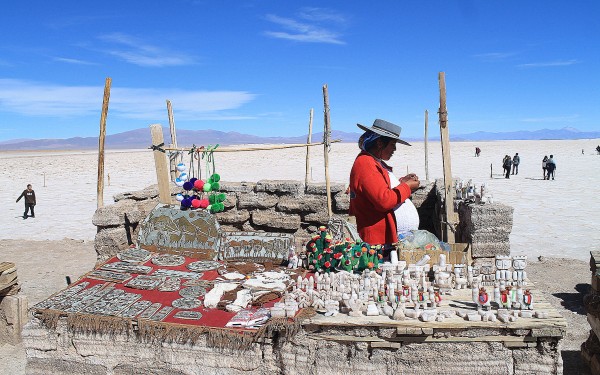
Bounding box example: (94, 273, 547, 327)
(0, 1, 598, 142)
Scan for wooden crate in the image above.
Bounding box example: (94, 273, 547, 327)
(396, 242, 472, 265)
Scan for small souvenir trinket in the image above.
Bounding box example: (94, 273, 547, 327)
(179, 286, 207, 299)
(173, 310, 203, 320)
(171, 298, 202, 309)
(125, 275, 163, 290)
(117, 247, 152, 263)
(120, 300, 153, 318)
(186, 260, 222, 272)
(149, 306, 175, 321)
(151, 254, 186, 267)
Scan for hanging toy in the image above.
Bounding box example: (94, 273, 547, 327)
(191, 198, 202, 209)
(203, 183, 212, 192)
(194, 179, 205, 191)
(176, 193, 184, 202)
(181, 197, 192, 208)
(179, 172, 189, 181)
(176, 163, 187, 172)
(198, 199, 209, 209)
(175, 178, 186, 187)
(183, 181, 194, 191)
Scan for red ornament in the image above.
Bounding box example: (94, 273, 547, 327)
(198, 199, 209, 209)
(191, 199, 201, 208)
(324, 261, 331, 268)
(333, 253, 343, 260)
(193, 179, 205, 190)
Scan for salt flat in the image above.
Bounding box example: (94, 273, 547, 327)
(1, 138, 599, 260)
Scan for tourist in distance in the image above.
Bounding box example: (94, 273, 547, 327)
(502, 155, 512, 179)
(545, 155, 556, 180)
(348, 119, 420, 260)
(542, 156, 548, 179)
(511, 153, 520, 175)
(16, 183, 36, 219)
(475, 147, 481, 157)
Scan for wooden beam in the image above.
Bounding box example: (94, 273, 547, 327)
(305, 108, 314, 188)
(150, 124, 172, 204)
(322, 84, 333, 219)
(97, 77, 111, 209)
(163, 140, 340, 153)
(438, 72, 455, 243)
(166, 100, 178, 181)
(424, 109, 429, 181)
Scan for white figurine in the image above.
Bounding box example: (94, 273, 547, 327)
(495, 255, 512, 285)
(453, 264, 468, 290)
(512, 256, 528, 286)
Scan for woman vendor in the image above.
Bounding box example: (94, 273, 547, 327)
(349, 119, 420, 258)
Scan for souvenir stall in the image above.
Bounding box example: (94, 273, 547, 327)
(24, 125, 566, 375)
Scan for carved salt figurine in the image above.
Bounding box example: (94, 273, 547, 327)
(495, 255, 512, 286)
(479, 263, 496, 286)
(512, 256, 527, 286)
(324, 299, 340, 317)
(499, 286, 512, 309)
(453, 264, 468, 290)
(433, 290, 442, 307)
(288, 246, 298, 269)
(366, 297, 380, 316)
(467, 265, 481, 288)
(433, 254, 454, 295)
(474, 287, 491, 311)
(348, 297, 364, 317)
(413, 286, 429, 310)
(521, 289, 533, 310)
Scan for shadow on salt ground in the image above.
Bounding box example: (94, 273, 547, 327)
(553, 283, 591, 315)
(562, 350, 591, 375)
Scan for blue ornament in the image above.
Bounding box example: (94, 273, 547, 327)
(176, 193, 184, 202)
(175, 178, 185, 187)
(181, 198, 192, 208)
(183, 181, 193, 191)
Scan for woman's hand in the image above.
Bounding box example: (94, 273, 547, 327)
(400, 174, 420, 191)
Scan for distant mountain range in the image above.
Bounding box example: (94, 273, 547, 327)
(0, 127, 599, 150)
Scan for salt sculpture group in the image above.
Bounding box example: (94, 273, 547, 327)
(273, 227, 546, 323)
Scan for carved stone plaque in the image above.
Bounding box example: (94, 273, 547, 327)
(218, 231, 293, 262)
(137, 204, 221, 260)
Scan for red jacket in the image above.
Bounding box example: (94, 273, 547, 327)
(349, 152, 412, 245)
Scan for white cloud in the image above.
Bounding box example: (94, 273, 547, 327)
(473, 52, 517, 61)
(0, 79, 256, 120)
(264, 10, 346, 45)
(53, 57, 98, 65)
(98, 33, 196, 67)
(517, 59, 579, 68)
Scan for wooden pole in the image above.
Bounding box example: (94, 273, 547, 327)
(490, 163, 493, 178)
(150, 124, 173, 204)
(97, 77, 111, 209)
(166, 100, 178, 181)
(438, 72, 455, 243)
(424, 109, 429, 181)
(305, 108, 314, 188)
(322, 85, 333, 219)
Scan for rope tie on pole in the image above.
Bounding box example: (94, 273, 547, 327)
(149, 143, 165, 153)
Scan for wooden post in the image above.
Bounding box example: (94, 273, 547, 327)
(97, 77, 111, 209)
(150, 124, 172, 204)
(305, 108, 314, 188)
(322, 85, 333, 219)
(424, 109, 429, 181)
(166, 100, 178, 181)
(438, 72, 455, 243)
(490, 163, 493, 178)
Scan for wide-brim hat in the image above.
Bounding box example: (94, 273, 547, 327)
(357, 119, 411, 146)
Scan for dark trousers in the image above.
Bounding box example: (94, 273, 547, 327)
(24, 203, 35, 217)
(546, 168, 555, 180)
(512, 164, 519, 174)
(504, 167, 510, 178)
